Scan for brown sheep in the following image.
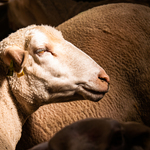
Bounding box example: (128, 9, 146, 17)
(16, 3, 150, 150)
(0, 0, 150, 40)
(7, 0, 150, 31)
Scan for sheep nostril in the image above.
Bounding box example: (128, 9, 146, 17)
(98, 71, 110, 83)
(98, 77, 107, 82)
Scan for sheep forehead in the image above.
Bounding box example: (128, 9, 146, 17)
(30, 30, 49, 48)
(25, 25, 64, 48)
(42, 25, 63, 39)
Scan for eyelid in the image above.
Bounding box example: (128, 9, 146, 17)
(35, 47, 56, 56)
(35, 48, 47, 56)
(36, 48, 46, 53)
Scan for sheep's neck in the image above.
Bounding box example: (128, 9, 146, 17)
(0, 76, 24, 149)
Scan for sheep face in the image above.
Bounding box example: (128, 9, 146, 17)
(1, 25, 109, 109)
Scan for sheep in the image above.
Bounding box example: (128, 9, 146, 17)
(7, 0, 150, 31)
(0, 24, 109, 150)
(29, 118, 150, 150)
(16, 3, 150, 150)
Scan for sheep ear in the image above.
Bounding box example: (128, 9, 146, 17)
(2, 46, 28, 73)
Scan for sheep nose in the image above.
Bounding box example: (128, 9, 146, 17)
(98, 69, 110, 83)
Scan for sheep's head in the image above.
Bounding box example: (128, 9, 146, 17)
(0, 25, 109, 112)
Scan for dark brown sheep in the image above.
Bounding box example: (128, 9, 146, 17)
(29, 118, 150, 150)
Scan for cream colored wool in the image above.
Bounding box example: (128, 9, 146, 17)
(0, 25, 37, 150)
(16, 3, 150, 150)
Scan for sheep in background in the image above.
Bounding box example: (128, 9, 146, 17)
(7, 0, 150, 31)
(29, 118, 150, 150)
(1, 0, 150, 40)
(0, 25, 109, 150)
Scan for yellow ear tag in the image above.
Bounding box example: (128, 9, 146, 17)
(17, 69, 24, 78)
(7, 60, 14, 76)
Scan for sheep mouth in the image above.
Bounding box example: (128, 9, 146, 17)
(81, 86, 109, 102)
(83, 87, 107, 95)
